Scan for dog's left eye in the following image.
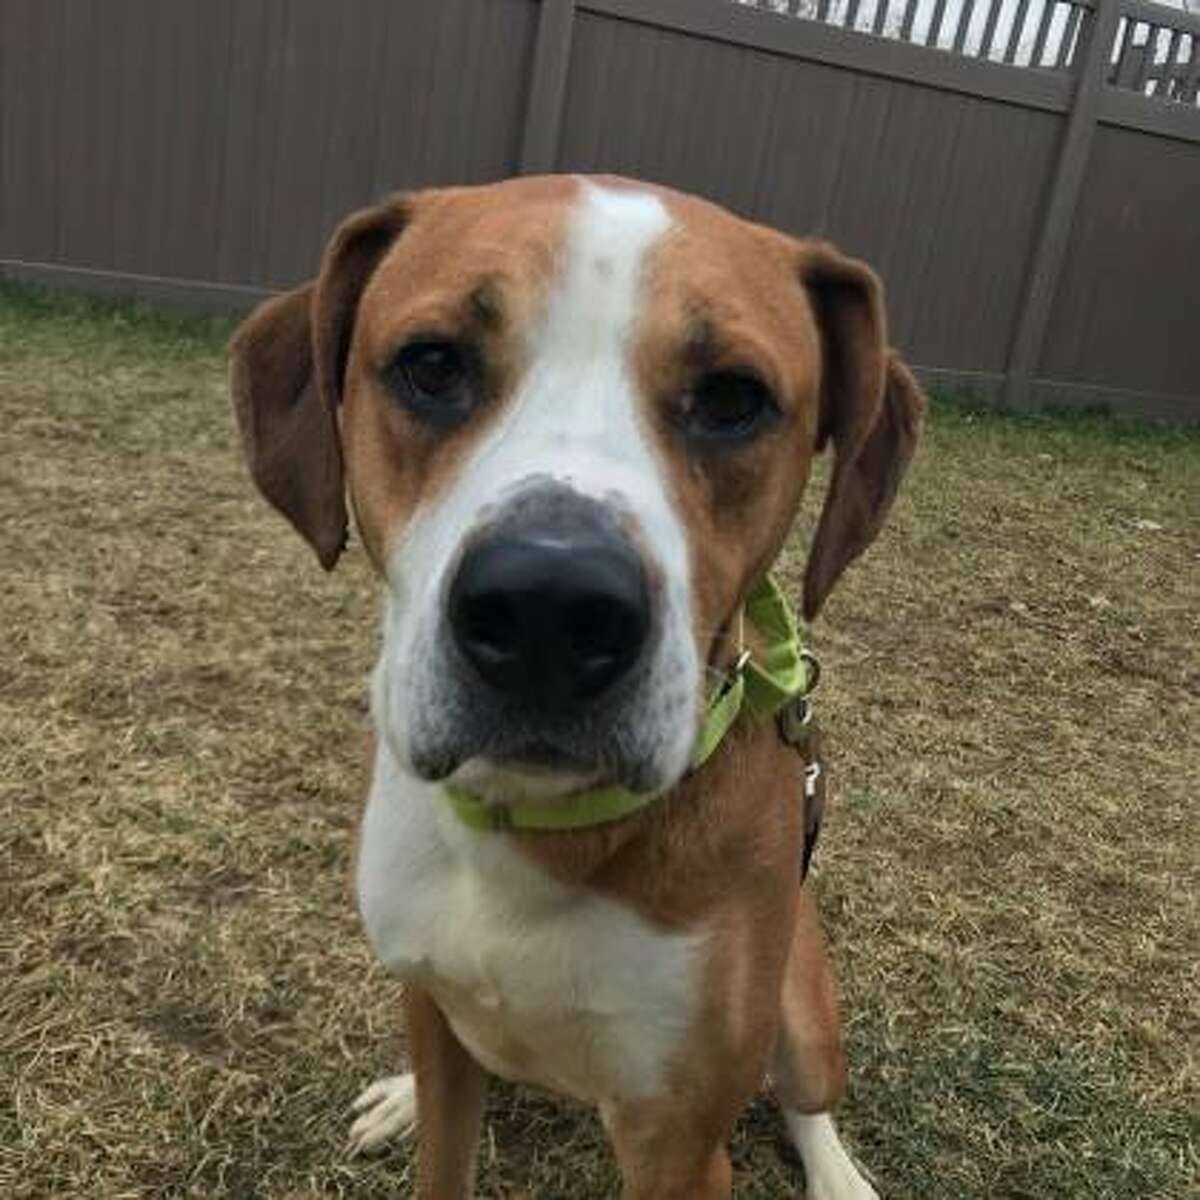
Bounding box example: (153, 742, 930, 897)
(385, 340, 479, 426)
(402, 341, 466, 395)
(679, 372, 777, 442)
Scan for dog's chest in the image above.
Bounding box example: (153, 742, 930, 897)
(356, 754, 703, 1104)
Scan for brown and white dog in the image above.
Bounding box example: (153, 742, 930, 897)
(231, 175, 922, 1198)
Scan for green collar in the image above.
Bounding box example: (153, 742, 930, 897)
(443, 574, 816, 833)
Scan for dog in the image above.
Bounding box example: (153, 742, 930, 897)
(230, 174, 922, 1198)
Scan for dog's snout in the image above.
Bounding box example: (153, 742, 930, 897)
(448, 526, 650, 708)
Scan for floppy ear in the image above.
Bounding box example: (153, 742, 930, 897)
(230, 285, 345, 569)
(229, 197, 409, 569)
(799, 242, 925, 621)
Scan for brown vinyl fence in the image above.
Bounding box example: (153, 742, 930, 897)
(2, 0, 1198, 420)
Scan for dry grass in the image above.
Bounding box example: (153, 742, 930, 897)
(1, 281, 1196, 1199)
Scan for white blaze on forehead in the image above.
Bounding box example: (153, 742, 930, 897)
(466, 179, 675, 505)
(393, 180, 685, 602)
(537, 182, 672, 397)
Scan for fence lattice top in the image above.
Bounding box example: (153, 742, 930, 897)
(732, 0, 1200, 103)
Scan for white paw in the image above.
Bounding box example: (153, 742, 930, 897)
(785, 1111, 879, 1200)
(347, 1072, 417, 1156)
(805, 1165, 879, 1200)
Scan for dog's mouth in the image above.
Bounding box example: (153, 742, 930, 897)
(405, 637, 686, 795)
(496, 739, 594, 774)
(446, 740, 610, 805)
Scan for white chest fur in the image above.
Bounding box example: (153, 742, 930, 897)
(356, 744, 704, 1104)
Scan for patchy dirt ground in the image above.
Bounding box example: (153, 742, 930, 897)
(1, 284, 1196, 1198)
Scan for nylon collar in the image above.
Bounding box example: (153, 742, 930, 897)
(442, 574, 816, 833)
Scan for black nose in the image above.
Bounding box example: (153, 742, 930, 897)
(448, 526, 651, 707)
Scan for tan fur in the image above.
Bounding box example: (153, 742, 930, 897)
(230, 174, 924, 1198)
(773, 883, 849, 1114)
(403, 985, 488, 1198)
(229, 284, 346, 568)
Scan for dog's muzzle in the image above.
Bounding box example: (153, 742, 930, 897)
(398, 483, 690, 792)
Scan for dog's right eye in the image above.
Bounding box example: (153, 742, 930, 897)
(384, 340, 479, 427)
(676, 371, 778, 445)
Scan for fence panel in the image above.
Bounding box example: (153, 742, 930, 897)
(0, 0, 539, 294)
(1037, 122, 1200, 412)
(558, 7, 1061, 372)
(1, 0, 1197, 418)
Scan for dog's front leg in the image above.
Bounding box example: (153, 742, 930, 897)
(772, 887, 878, 1200)
(605, 1102, 733, 1200)
(404, 985, 488, 1200)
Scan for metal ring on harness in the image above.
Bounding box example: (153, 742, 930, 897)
(799, 649, 821, 696)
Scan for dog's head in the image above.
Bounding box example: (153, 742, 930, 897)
(231, 176, 922, 801)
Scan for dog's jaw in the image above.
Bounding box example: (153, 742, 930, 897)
(370, 183, 701, 801)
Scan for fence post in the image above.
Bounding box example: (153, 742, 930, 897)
(1002, 0, 1121, 408)
(519, 0, 577, 174)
